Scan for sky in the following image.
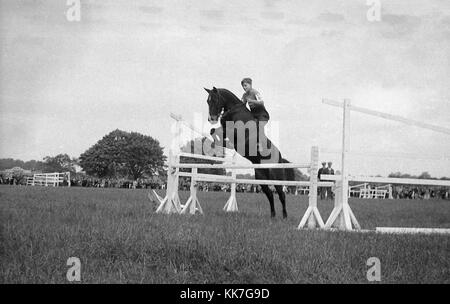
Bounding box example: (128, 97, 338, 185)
(1, 0, 450, 177)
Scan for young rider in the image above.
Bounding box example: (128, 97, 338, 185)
(240, 78, 270, 152)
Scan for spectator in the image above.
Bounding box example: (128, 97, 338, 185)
(323, 162, 335, 200)
(318, 162, 327, 199)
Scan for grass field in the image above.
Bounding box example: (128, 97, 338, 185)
(1, 185, 449, 283)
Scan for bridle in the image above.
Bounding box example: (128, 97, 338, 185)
(208, 89, 225, 123)
(216, 90, 225, 120)
(213, 89, 243, 123)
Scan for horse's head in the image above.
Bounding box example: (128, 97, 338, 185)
(204, 87, 223, 124)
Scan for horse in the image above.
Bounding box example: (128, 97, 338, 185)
(204, 87, 295, 218)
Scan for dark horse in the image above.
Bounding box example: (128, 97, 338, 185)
(204, 87, 294, 218)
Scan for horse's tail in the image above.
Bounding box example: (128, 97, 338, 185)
(280, 158, 296, 182)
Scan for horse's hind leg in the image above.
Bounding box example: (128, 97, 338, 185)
(261, 184, 275, 218)
(275, 185, 287, 218)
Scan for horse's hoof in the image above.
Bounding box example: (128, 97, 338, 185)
(283, 213, 288, 219)
(271, 212, 276, 218)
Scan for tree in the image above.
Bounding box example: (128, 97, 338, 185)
(79, 129, 166, 180)
(43, 154, 77, 173)
(418, 172, 432, 180)
(0, 158, 24, 171)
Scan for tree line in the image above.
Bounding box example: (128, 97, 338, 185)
(0, 129, 167, 183)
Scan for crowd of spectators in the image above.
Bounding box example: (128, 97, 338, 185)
(0, 177, 19, 185)
(68, 177, 165, 189)
(392, 185, 449, 200)
(0, 174, 166, 190)
(178, 180, 265, 193)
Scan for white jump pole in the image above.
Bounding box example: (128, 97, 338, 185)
(323, 98, 450, 136)
(155, 119, 183, 214)
(223, 152, 239, 212)
(376, 227, 450, 235)
(298, 146, 325, 229)
(181, 167, 203, 215)
(324, 99, 360, 230)
(155, 150, 182, 214)
(223, 170, 238, 212)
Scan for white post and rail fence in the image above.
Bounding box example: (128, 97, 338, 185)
(26, 172, 71, 187)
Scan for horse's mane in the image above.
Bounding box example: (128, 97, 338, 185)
(218, 88, 242, 104)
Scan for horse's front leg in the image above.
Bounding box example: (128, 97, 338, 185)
(210, 126, 225, 148)
(210, 126, 233, 149)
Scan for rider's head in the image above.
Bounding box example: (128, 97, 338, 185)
(241, 78, 252, 92)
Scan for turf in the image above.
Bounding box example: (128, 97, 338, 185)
(1, 185, 449, 283)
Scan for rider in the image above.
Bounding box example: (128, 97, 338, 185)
(241, 78, 270, 152)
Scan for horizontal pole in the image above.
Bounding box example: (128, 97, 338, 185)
(321, 174, 450, 187)
(376, 227, 450, 235)
(178, 172, 334, 187)
(320, 175, 341, 181)
(172, 162, 311, 170)
(323, 99, 450, 135)
(178, 152, 230, 163)
(349, 183, 367, 189)
(170, 112, 213, 139)
(320, 148, 449, 162)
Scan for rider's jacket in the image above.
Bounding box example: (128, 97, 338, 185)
(241, 88, 270, 122)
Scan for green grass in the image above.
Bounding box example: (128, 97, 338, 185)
(1, 185, 449, 283)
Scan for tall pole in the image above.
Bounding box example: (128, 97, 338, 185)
(325, 99, 360, 230)
(340, 99, 352, 230)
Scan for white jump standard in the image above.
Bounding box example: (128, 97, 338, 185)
(298, 146, 325, 229)
(322, 98, 450, 234)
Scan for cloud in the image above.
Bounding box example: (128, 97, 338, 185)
(139, 6, 164, 14)
(286, 18, 308, 25)
(260, 11, 285, 20)
(320, 30, 343, 38)
(85, 2, 105, 10)
(316, 12, 345, 23)
(138, 22, 163, 29)
(440, 15, 450, 26)
(263, 0, 282, 8)
(200, 9, 224, 20)
(199, 25, 223, 33)
(382, 14, 422, 27)
(260, 28, 284, 35)
(11, 35, 46, 47)
(379, 14, 422, 39)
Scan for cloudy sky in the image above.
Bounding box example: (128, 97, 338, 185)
(1, 0, 449, 177)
